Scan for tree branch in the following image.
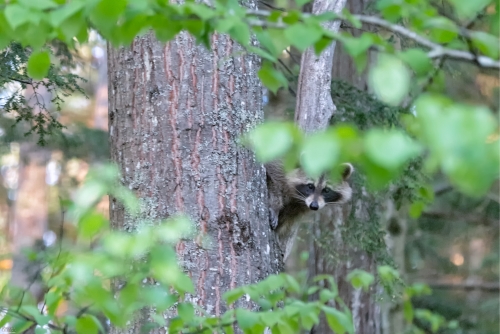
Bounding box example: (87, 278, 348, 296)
(418, 280, 500, 292)
(353, 15, 500, 70)
(422, 210, 497, 226)
(245, 10, 500, 70)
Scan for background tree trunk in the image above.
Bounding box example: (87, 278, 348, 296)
(294, 0, 348, 131)
(107, 27, 283, 332)
(294, 0, 384, 332)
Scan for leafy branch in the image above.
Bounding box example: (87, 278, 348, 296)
(246, 9, 500, 69)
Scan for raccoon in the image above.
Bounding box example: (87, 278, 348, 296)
(265, 161, 354, 260)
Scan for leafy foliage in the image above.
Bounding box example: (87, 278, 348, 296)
(0, 165, 418, 334)
(0, 42, 86, 145)
(0, 0, 497, 333)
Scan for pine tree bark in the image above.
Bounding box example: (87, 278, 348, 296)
(107, 29, 283, 333)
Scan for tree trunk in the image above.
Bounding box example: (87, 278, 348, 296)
(294, 0, 384, 332)
(294, 0, 348, 132)
(107, 27, 283, 332)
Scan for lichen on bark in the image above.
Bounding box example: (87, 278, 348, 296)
(107, 29, 283, 333)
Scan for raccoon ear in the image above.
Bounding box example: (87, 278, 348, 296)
(341, 163, 354, 180)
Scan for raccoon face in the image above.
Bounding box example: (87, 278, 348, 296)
(288, 163, 354, 211)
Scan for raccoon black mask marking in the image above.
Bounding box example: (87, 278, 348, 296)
(265, 161, 354, 260)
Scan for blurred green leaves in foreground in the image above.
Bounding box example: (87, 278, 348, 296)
(0, 164, 457, 334)
(245, 94, 499, 199)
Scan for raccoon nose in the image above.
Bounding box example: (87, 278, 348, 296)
(309, 201, 319, 210)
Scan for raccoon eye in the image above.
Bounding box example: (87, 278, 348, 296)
(322, 188, 330, 194)
(307, 183, 314, 189)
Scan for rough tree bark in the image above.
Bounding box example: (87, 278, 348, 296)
(107, 22, 283, 334)
(294, 0, 348, 131)
(294, 0, 383, 333)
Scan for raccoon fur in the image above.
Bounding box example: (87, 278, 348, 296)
(265, 161, 354, 260)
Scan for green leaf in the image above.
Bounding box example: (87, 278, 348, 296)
(168, 317, 184, 333)
(246, 122, 296, 162)
(403, 300, 414, 323)
(18, 0, 57, 10)
(300, 306, 319, 330)
(223, 325, 235, 334)
(78, 212, 108, 239)
(377, 1, 404, 22)
(0, 312, 12, 328)
(21, 305, 51, 326)
(284, 23, 323, 52)
(413, 94, 499, 196)
(406, 283, 432, 297)
(235, 308, 261, 330)
(409, 201, 425, 218)
(50, 2, 85, 27)
(346, 269, 375, 291)
(223, 287, 245, 304)
(247, 45, 277, 62)
(341, 9, 361, 29)
(447, 0, 491, 20)
(470, 31, 500, 59)
(27, 51, 51, 80)
(300, 131, 340, 178)
(282, 10, 301, 25)
(260, 274, 286, 291)
(142, 287, 177, 312)
(364, 129, 423, 169)
(260, 310, 281, 327)
(177, 302, 195, 322)
(283, 274, 301, 293)
(59, 11, 86, 43)
(369, 53, 410, 106)
(5, 5, 31, 29)
(35, 327, 49, 334)
(323, 306, 354, 334)
(174, 272, 195, 294)
(90, 0, 127, 25)
(295, 0, 312, 6)
(341, 33, 373, 57)
(377, 265, 400, 284)
(258, 62, 288, 94)
(399, 48, 433, 75)
(12, 319, 35, 332)
(339, 33, 374, 72)
(319, 289, 337, 302)
(229, 21, 250, 46)
(184, 3, 216, 20)
(268, 29, 290, 57)
(276, 319, 296, 333)
(424, 17, 458, 44)
(75, 315, 100, 334)
(152, 16, 182, 42)
(314, 36, 333, 55)
(44, 290, 62, 315)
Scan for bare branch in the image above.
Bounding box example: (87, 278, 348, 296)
(422, 210, 497, 226)
(417, 280, 500, 292)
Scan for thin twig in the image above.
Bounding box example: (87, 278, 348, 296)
(40, 204, 66, 313)
(417, 280, 500, 292)
(403, 56, 447, 109)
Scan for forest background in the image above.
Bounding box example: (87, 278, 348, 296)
(0, 0, 498, 333)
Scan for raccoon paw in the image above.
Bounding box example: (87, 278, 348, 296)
(269, 208, 279, 230)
